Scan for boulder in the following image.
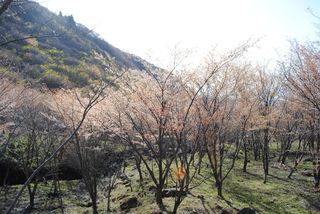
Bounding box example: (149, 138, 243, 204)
(149, 186, 157, 192)
(120, 197, 139, 210)
(79, 202, 92, 207)
(237, 207, 256, 214)
(301, 170, 313, 177)
(184, 208, 207, 213)
(215, 205, 231, 214)
(162, 188, 187, 198)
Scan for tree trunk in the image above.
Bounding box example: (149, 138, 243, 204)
(216, 180, 223, 198)
(58, 180, 64, 214)
(92, 198, 98, 214)
(198, 153, 204, 174)
(288, 144, 304, 179)
(155, 189, 166, 212)
(135, 156, 143, 184)
(314, 163, 320, 189)
(262, 148, 268, 184)
(288, 160, 298, 179)
(281, 151, 288, 164)
(107, 188, 111, 212)
(172, 199, 181, 214)
(317, 133, 320, 153)
(253, 139, 260, 161)
(262, 128, 269, 184)
(277, 152, 283, 163)
(27, 183, 37, 208)
(264, 135, 269, 175)
(243, 142, 248, 172)
(263, 171, 267, 184)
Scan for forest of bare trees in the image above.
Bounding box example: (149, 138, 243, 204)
(0, 37, 319, 213)
(0, 1, 320, 213)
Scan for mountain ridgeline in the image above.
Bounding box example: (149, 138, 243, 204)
(0, 1, 153, 88)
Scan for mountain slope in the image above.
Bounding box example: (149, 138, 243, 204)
(0, 0, 153, 88)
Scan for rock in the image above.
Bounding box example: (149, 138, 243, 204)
(149, 186, 157, 192)
(304, 157, 313, 162)
(47, 192, 60, 198)
(79, 202, 92, 207)
(119, 174, 128, 180)
(214, 205, 231, 214)
(221, 209, 232, 214)
(22, 206, 33, 213)
(185, 208, 206, 213)
(120, 197, 139, 210)
(197, 195, 204, 200)
(237, 207, 256, 214)
(162, 188, 187, 198)
(215, 205, 223, 210)
(301, 170, 313, 177)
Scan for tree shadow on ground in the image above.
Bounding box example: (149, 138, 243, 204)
(225, 182, 288, 214)
(200, 196, 217, 214)
(299, 191, 320, 211)
(268, 174, 289, 182)
(188, 192, 217, 214)
(222, 197, 239, 211)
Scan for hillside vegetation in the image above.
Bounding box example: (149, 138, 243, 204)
(0, 0, 152, 88)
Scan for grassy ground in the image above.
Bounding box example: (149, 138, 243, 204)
(0, 155, 319, 214)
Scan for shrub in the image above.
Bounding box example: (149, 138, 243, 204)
(40, 69, 66, 88)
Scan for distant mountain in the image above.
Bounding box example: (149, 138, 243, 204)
(0, 1, 154, 88)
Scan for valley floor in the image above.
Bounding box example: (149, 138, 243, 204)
(1, 157, 319, 214)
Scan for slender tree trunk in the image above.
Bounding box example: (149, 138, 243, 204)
(57, 179, 64, 214)
(107, 188, 112, 212)
(27, 183, 37, 208)
(264, 131, 269, 175)
(216, 180, 223, 198)
(253, 138, 260, 161)
(262, 128, 269, 184)
(317, 133, 320, 153)
(314, 162, 320, 189)
(135, 156, 143, 184)
(172, 199, 181, 214)
(281, 151, 288, 164)
(198, 153, 204, 174)
(278, 151, 283, 163)
(92, 198, 98, 214)
(243, 141, 248, 172)
(27, 185, 33, 208)
(288, 157, 302, 179)
(156, 188, 166, 212)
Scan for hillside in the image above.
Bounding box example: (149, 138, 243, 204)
(0, 0, 153, 88)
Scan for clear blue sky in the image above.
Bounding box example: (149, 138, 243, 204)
(41, 0, 320, 67)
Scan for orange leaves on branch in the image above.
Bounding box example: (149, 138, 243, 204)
(174, 166, 186, 181)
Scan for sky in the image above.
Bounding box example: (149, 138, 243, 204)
(41, 0, 320, 67)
